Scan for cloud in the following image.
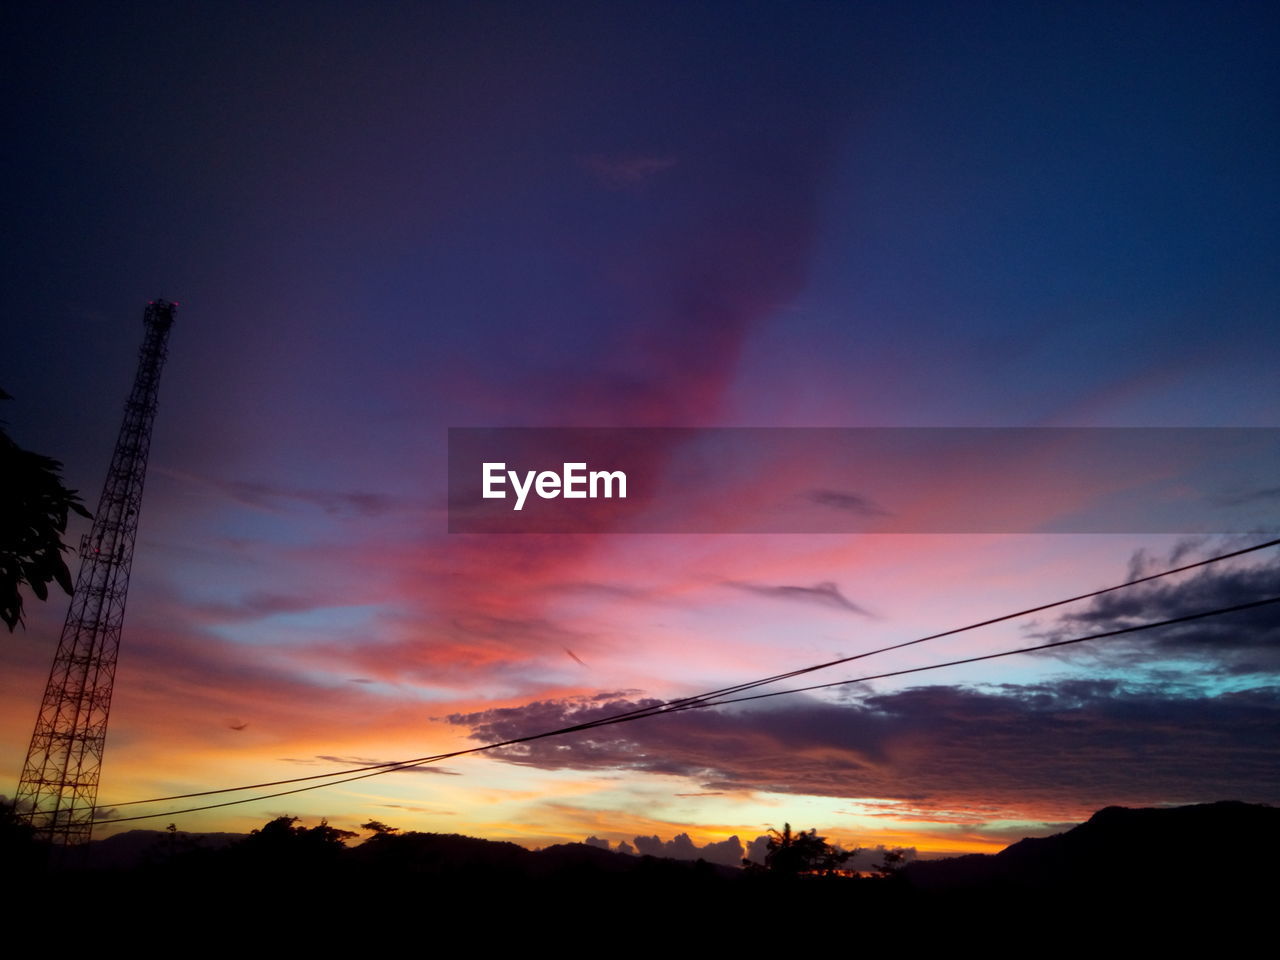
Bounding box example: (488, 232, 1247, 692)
(725, 580, 873, 616)
(448, 681, 1280, 821)
(287, 755, 460, 776)
(153, 466, 410, 518)
(581, 153, 678, 187)
(1214, 486, 1280, 507)
(448, 614, 593, 648)
(47, 611, 401, 765)
(309, 600, 610, 692)
(1042, 542, 1280, 675)
(807, 489, 891, 516)
(220, 479, 404, 518)
(316, 755, 460, 776)
(360, 87, 842, 686)
(445, 691, 654, 735)
(542, 581, 668, 604)
(192, 591, 335, 624)
(631, 832, 744, 866)
(744, 833, 771, 866)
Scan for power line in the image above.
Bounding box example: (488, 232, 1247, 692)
(679, 595, 1280, 708)
(92, 591, 1280, 825)
(96, 536, 1280, 811)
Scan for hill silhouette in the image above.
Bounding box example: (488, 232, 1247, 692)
(902, 800, 1278, 904)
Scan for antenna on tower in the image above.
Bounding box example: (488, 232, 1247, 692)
(15, 298, 177, 846)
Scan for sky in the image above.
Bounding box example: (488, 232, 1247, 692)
(1, 1, 1278, 860)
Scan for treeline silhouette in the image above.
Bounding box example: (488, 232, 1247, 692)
(4, 800, 1276, 918)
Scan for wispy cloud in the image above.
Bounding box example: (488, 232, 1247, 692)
(580, 152, 678, 187)
(153, 466, 411, 518)
(310, 754, 460, 776)
(724, 580, 874, 616)
(191, 591, 335, 624)
(1215, 485, 1280, 507)
(807, 489, 891, 516)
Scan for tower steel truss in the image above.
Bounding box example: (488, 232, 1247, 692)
(15, 299, 177, 845)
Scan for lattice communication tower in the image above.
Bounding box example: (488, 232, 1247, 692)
(15, 299, 177, 845)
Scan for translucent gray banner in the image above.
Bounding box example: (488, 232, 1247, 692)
(447, 428, 1280, 534)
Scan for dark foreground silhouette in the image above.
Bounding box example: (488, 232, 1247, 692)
(5, 800, 1276, 923)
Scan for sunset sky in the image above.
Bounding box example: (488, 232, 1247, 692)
(2, 2, 1278, 861)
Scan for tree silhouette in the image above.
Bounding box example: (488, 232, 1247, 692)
(874, 847, 907, 878)
(244, 816, 358, 858)
(1, 798, 38, 859)
(752, 823, 858, 877)
(0, 388, 90, 631)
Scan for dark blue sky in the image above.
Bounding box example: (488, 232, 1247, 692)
(5, 2, 1277, 467)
